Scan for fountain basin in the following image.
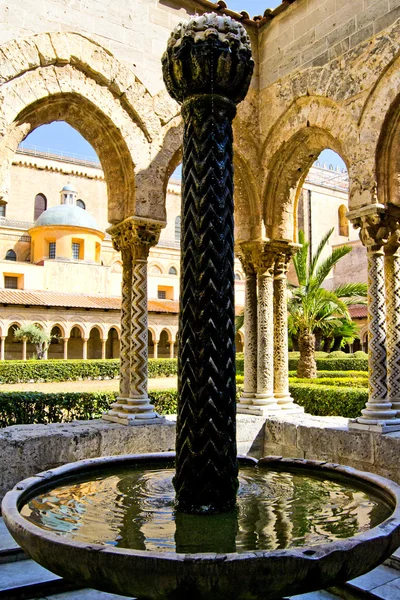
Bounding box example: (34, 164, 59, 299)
(2, 453, 400, 600)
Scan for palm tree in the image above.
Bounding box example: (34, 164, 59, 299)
(289, 229, 367, 378)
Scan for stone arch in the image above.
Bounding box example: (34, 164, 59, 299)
(0, 32, 165, 222)
(360, 53, 400, 207)
(50, 323, 66, 338)
(149, 262, 164, 275)
(68, 323, 86, 338)
(89, 324, 106, 339)
(106, 324, 120, 338)
(262, 97, 356, 240)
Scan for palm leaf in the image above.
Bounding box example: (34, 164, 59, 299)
(292, 230, 308, 285)
(312, 245, 352, 288)
(309, 227, 334, 280)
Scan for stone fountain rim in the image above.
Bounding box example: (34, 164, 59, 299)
(3, 451, 400, 563)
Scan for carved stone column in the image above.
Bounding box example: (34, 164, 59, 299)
(254, 246, 279, 414)
(82, 338, 88, 360)
(348, 206, 400, 432)
(22, 338, 27, 361)
(0, 336, 5, 360)
(101, 339, 107, 360)
(103, 217, 165, 426)
(272, 242, 303, 412)
(385, 224, 400, 415)
(236, 244, 258, 414)
(163, 13, 253, 513)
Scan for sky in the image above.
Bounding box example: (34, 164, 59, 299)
(226, 0, 281, 16)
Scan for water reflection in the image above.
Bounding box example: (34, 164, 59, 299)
(21, 467, 391, 554)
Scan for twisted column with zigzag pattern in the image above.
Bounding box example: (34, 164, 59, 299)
(103, 217, 164, 426)
(385, 229, 400, 415)
(162, 12, 254, 513)
(348, 207, 400, 432)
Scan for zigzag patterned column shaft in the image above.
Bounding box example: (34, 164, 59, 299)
(385, 242, 400, 414)
(103, 218, 164, 426)
(162, 12, 254, 513)
(119, 247, 132, 399)
(173, 95, 238, 513)
(347, 207, 400, 431)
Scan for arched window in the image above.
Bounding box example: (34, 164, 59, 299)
(175, 216, 181, 241)
(169, 266, 177, 275)
(150, 264, 162, 275)
(34, 193, 47, 221)
(234, 272, 242, 281)
(338, 205, 349, 237)
(5, 249, 16, 261)
(76, 199, 86, 209)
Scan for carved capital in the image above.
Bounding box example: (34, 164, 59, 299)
(162, 12, 254, 105)
(347, 205, 389, 252)
(107, 217, 164, 261)
(269, 241, 300, 279)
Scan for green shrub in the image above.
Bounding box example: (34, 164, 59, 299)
(327, 351, 348, 359)
(148, 390, 178, 415)
(148, 359, 177, 378)
(289, 376, 367, 389)
(353, 351, 368, 359)
(288, 358, 368, 372)
(0, 359, 120, 384)
(289, 383, 367, 418)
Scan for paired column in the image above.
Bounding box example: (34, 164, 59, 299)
(348, 206, 400, 432)
(273, 244, 301, 411)
(82, 338, 88, 360)
(62, 338, 69, 360)
(101, 339, 107, 360)
(0, 336, 5, 360)
(237, 241, 302, 416)
(385, 228, 400, 415)
(103, 217, 165, 426)
(237, 247, 258, 412)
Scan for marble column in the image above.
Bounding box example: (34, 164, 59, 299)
(348, 206, 400, 432)
(82, 338, 88, 360)
(103, 217, 165, 426)
(237, 246, 258, 414)
(62, 338, 69, 360)
(101, 339, 107, 360)
(22, 339, 27, 361)
(272, 244, 303, 412)
(385, 228, 400, 415)
(169, 342, 175, 359)
(153, 341, 158, 359)
(254, 248, 279, 414)
(0, 336, 5, 360)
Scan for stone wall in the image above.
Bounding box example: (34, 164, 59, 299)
(259, 0, 400, 89)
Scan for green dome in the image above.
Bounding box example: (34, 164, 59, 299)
(34, 205, 101, 231)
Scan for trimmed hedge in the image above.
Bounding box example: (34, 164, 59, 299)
(288, 358, 368, 372)
(289, 376, 367, 388)
(0, 360, 120, 384)
(289, 383, 367, 418)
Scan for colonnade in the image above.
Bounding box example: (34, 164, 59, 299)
(103, 217, 165, 426)
(237, 240, 303, 416)
(348, 205, 400, 432)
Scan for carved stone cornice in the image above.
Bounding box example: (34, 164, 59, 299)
(107, 217, 164, 261)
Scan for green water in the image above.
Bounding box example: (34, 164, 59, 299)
(21, 466, 391, 554)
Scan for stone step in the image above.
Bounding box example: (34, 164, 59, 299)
(0, 517, 26, 564)
(329, 564, 400, 600)
(34, 590, 133, 600)
(0, 559, 80, 600)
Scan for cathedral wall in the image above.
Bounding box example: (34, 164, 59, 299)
(259, 0, 400, 90)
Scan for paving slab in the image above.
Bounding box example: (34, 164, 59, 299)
(37, 590, 133, 599)
(372, 577, 400, 600)
(348, 564, 400, 591)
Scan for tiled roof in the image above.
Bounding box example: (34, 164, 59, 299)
(349, 305, 367, 319)
(0, 289, 179, 314)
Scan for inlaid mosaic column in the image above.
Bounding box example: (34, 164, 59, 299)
(272, 243, 303, 412)
(163, 13, 254, 513)
(237, 246, 258, 414)
(385, 228, 400, 416)
(348, 207, 400, 432)
(103, 217, 165, 426)
(254, 248, 279, 414)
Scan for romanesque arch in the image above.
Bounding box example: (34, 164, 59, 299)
(262, 97, 357, 240)
(0, 32, 168, 223)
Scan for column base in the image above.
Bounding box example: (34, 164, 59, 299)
(349, 418, 400, 433)
(238, 404, 282, 417)
(103, 412, 166, 426)
(275, 392, 304, 412)
(102, 395, 165, 426)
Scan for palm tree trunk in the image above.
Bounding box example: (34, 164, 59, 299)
(297, 330, 317, 378)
